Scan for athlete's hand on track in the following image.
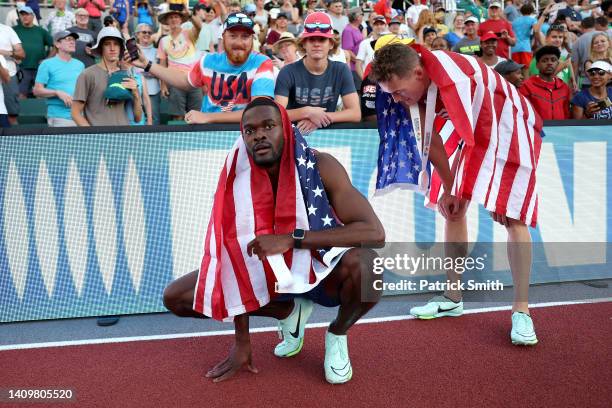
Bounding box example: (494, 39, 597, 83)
(205, 341, 258, 382)
(247, 234, 293, 260)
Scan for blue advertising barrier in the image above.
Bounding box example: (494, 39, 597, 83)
(1, 121, 611, 322)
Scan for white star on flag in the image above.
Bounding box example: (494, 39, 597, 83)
(297, 155, 307, 166)
(307, 204, 317, 215)
(413, 164, 420, 171)
(321, 214, 333, 226)
(312, 185, 324, 197)
(306, 160, 315, 170)
(399, 160, 406, 168)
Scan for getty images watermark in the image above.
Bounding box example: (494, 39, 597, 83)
(370, 252, 505, 292)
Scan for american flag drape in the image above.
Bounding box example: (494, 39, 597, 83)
(374, 46, 543, 227)
(193, 102, 348, 321)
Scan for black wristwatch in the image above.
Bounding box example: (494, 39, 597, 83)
(292, 229, 306, 249)
(144, 60, 153, 73)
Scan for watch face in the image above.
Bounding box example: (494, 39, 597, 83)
(293, 229, 305, 239)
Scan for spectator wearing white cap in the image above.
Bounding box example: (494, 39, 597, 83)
(72, 26, 142, 126)
(134, 23, 161, 124)
(13, 6, 54, 98)
(572, 60, 612, 119)
(68, 8, 96, 67)
(478, 2, 516, 59)
(452, 15, 481, 55)
(156, 9, 203, 121)
(131, 12, 275, 124)
(33, 31, 85, 127)
(46, 0, 76, 37)
(275, 12, 361, 134)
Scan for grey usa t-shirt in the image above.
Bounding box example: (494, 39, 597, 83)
(68, 26, 96, 67)
(452, 37, 481, 56)
(274, 59, 356, 112)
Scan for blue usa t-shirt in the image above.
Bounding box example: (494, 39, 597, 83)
(35, 56, 85, 120)
(188, 52, 275, 113)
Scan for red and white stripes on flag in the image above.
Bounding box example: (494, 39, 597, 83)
(418, 46, 543, 227)
(192, 103, 346, 321)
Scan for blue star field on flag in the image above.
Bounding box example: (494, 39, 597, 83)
(294, 127, 337, 258)
(375, 88, 427, 193)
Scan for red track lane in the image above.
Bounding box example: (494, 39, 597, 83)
(1, 302, 611, 408)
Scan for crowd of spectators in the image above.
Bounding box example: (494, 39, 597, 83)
(0, 0, 610, 128)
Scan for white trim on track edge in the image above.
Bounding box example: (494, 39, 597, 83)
(1, 298, 611, 352)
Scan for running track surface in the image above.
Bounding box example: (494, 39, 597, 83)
(1, 302, 610, 408)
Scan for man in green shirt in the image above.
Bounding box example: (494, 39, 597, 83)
(13, 6, 54, 98)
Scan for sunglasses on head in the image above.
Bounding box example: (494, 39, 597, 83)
(227, 14, 253, 26)
(304, 23, 332, 33)
(588, 69, 607, 76)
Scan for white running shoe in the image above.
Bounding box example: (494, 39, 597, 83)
(324, 331, 352, 384)
(274, 298, 313, 357)
(409, 295, 464, 319)
(510, 312, 538, 346)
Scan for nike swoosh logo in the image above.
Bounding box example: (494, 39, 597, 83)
(289, 305, 301, 338)
(331, 361, 351, 377)
(437, 304, 460, 314)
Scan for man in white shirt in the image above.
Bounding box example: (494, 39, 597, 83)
(0, 55, 11, 127)
(355, 15, 387, 79)
(0, 22, 25, 125)
(406, 0, 428, 33)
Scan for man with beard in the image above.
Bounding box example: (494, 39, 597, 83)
(133, 13, 274, 123)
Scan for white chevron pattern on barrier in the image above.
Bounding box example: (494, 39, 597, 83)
(3, 161, 29, 299)
(64, 159, 88, 297)
(122, 156, 146, 293)
(93, 157, 117, 296)
(34, 160, 59, 297)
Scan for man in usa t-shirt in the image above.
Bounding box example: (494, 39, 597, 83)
(133, 13, 274, 124)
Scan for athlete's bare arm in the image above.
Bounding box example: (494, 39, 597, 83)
(247, 152, 385, 259)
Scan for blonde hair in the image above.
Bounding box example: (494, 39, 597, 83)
(589, 33, 612, 62)
(415, 10, 437, 33)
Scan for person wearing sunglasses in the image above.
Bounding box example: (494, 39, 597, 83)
(131, 12, 275, 124)
(275, 12, 361, 134)
(134, 23, 161, 124)
(571, 60, 612, 119)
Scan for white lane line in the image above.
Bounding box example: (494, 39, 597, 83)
(1, 298, 611, 352)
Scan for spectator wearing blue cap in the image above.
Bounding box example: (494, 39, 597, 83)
(13, 6, 54, 98)
(33, 31, 85, 127)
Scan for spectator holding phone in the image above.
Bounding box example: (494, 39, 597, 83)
(478, 2, 516, 59)
(69, 8, 96, 67)
(572, 60, 612, 119)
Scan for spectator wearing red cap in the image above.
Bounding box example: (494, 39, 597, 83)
(274, 12, 361, 134)
(479, 31, 507, 68)
(478, 2, 516, 59)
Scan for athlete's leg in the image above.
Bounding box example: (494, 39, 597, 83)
(444, 214, 469, 302)
(327, 248, 381, 335)
(506, 219, 532, 314)
(163, 270, 206, 318)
